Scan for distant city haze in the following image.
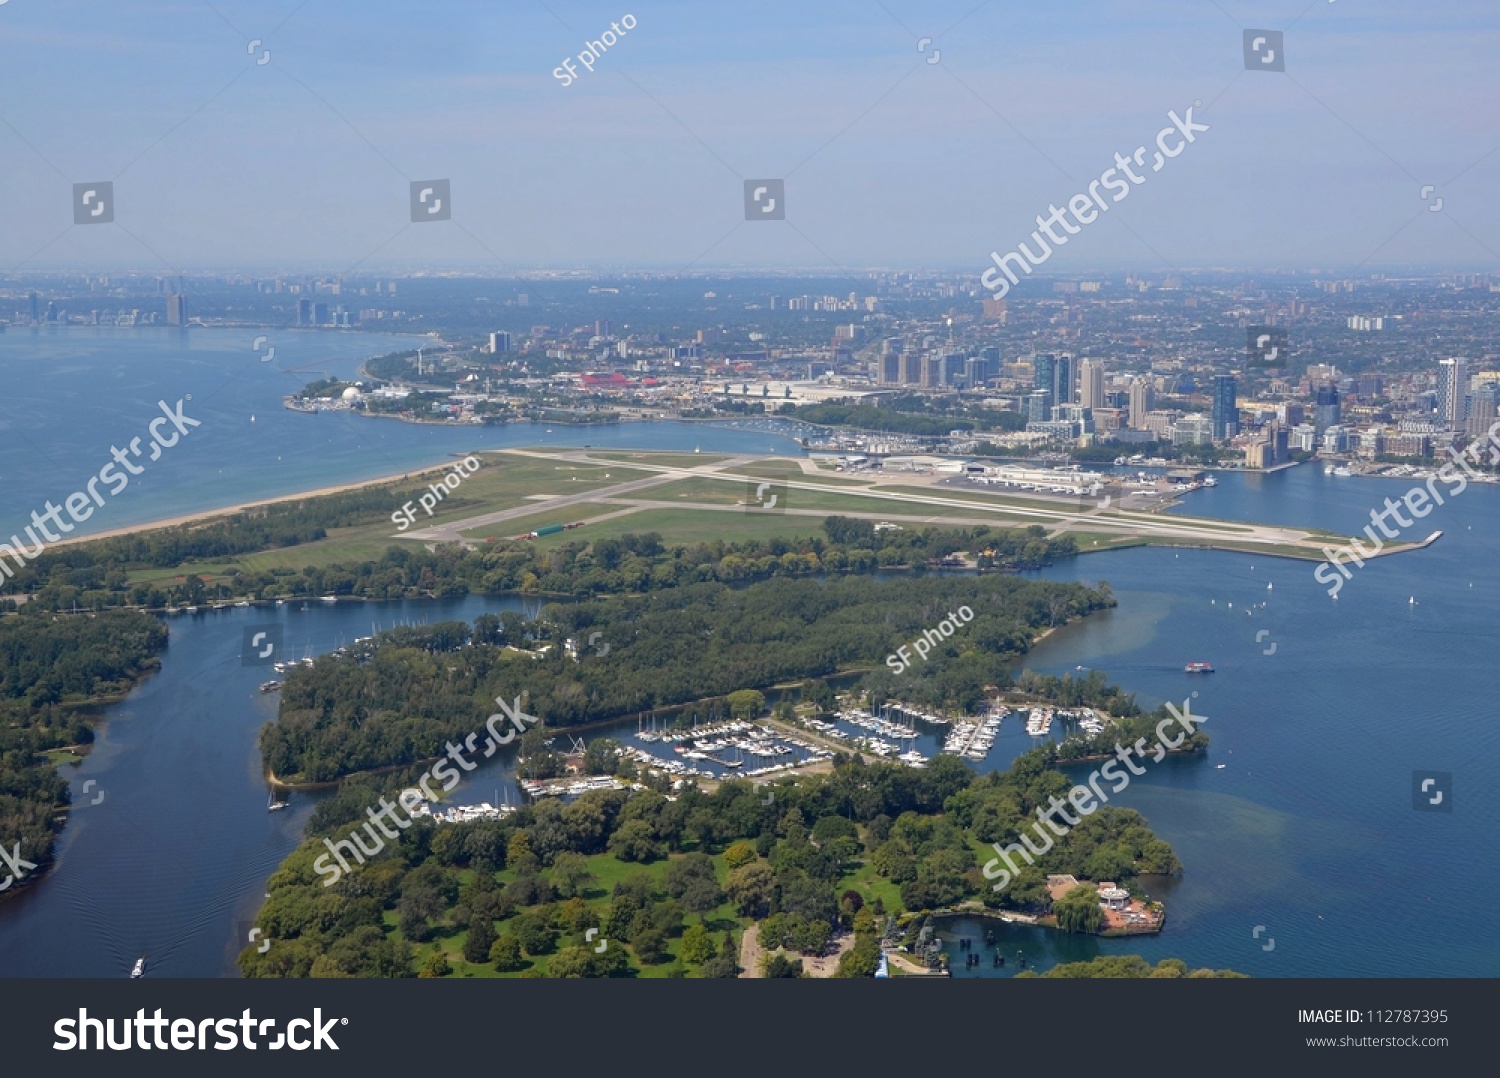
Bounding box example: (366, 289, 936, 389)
(0, 0, 1495, 271)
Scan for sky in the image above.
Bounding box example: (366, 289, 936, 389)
(0, 0, 1497, 274)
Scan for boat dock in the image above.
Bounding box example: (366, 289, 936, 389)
(942, 711, 1003, 760)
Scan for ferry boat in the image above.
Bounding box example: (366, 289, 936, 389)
(1184, 662, 1215, 673)
(1202, 475, 1218, 487)
(130, 957, 145, 979)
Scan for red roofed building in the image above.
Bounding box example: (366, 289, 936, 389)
(580, 372, 631, 389)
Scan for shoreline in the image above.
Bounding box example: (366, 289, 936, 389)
(46, 459, 478, 550)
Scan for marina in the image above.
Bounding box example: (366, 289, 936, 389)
(625, 720, 833, 783)
(943, 711, 1003, 760)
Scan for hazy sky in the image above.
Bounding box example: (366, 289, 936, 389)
(1, 0, 1497, 273)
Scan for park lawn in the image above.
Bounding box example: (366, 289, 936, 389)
(393, 847, 747, 979)
(838, 854, 904, 915)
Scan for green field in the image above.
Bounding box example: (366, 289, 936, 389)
(124, 452, 658, 580)
(522, 508, 842, 548)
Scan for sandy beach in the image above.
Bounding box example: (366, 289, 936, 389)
(49, 458, 477, 549)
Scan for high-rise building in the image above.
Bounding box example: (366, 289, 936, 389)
(964, 356, 993, 389)
(165, 293, 187, 326)
(1026, 390, 1053, 424)
(313, 302, 330, 326)
(1128, 379, 1155, 430)
(942, 353, 966, 387)
(1212, 375, 1239, 439)
(878, 354, 902, 385)
(921, 355, 944, 389)
(902, 354, 923, 385)
(1438, 357, 1469, 430)
(595, 320, 612, 338)
(1035, 353, 1075, 406)
(1467, 383, 1500, 438)
(295, 298, 313, 326)
(1080, 359, 1105, 412)
(28, 291, 39, 324)
(1313, 384, 1341, 434)
(488, 331, 511, 354)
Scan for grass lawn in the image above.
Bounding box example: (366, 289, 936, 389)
(521, 508, 841, 548)
(455, 502, 621, 542)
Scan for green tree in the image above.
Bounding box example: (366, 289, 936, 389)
(633, 928, 669, 965)
(513, 909, 557, 956)
(550, 851, 595, 899)
(679, 923, 715, 964)
(699, 932, 740, 978)
(463, 917, 496, 964)
(726, 689, 766, 720)
(508, 831, 540, 876)
(725, 861, 776, 918)
(723, 841, 758, 870)
(609, 819, 666, 863)
(761, 952, 803, 978)
(489, 935, 525, 972)
(1053, 884, 1104, 934)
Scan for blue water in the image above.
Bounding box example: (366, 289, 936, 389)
(946, 467, 1500, 977)
(0, 326, 802, 542)
(2, 332, 1496, 977)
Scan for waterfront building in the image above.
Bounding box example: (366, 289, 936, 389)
(1173, 415, 1214, 446)
(1438, 357, 1469, 430)
(1212, 375, 1239, 439)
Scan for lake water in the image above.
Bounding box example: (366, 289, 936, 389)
(0, 326, 802, 542)
(2, 329, 1496, 977)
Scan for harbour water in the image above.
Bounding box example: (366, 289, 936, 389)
(2, 330, 1496, 977)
